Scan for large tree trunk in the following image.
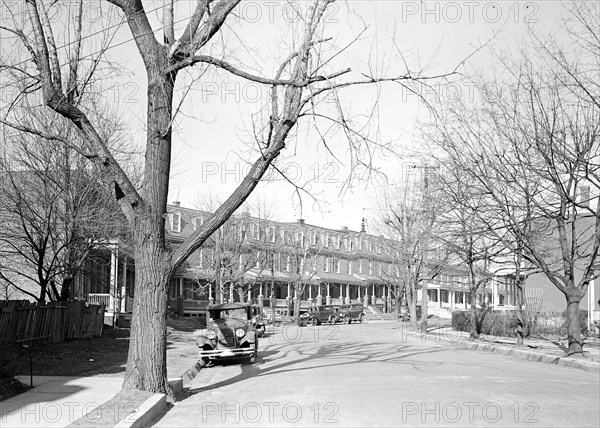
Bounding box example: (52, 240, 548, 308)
(564, 290, 585, 355)
(122, 228, 172, 396)
(121, 55, 175, 395)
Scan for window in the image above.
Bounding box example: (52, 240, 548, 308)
(350, 239, 354, 251)
(369, 260, 373, 275)
(332, 258, 340, 274)
(358, 239, 363, 251)
(192, 217, 203, 231)
(455, 291, 464, 304)
(266, 226, 275, 243)
(284, 255, 291, 272)
(427, 289, 438, 302)
(324, 257, 330, 273)
(171, 212, 182, 232)
(440, 290, 449, 303)
(358, 259, 363, 274)
(324, 233, 330, 247)
(250, 224, 259, 240)
(198, 249, 204, 268)
(254, 251, 261, 268)
(311, 231, 318, 246)
(347, 261, 352, 275)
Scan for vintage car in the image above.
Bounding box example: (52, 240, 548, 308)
(338, 304, 364, 324)
(197, 302, 258, 367)
(299, 305, 340, 326)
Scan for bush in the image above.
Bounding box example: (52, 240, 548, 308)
(451, 309, 590, 338)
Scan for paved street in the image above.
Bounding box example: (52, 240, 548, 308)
(152, 322, 600, 427)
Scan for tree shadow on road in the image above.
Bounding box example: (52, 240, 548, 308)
(185, 335, 458, 397)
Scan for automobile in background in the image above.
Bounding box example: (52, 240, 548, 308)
(338, 304, 364, 324)
(299, 305, 338, 326)
(196, 302, 258, 367)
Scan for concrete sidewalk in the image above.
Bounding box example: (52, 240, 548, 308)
(411, 324, 600, 370)
(0, 376, 124, 427)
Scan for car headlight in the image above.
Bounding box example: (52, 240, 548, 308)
(235, 328, 246, 338)
(206, 331, 216, 340)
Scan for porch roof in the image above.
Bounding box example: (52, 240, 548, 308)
(314, 272, 365, 286)
(352, 273, 388, 284)
(244, 268, 291, 282)
(174, 267, 214, 281)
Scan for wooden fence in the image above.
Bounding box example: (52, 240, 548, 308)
(0, 300, 105, 346)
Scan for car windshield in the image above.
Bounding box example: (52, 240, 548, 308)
(225, 308, 247, 320)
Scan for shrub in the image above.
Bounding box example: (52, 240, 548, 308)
(452, 309, 590, 338)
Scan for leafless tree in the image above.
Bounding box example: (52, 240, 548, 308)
(0, 0, 468, 395)
(428, 56, 599, 352)
(0, 125, 125, 303)
(376, 166, 448, 332)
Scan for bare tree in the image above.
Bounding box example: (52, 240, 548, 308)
(0, 0, 466, 395)
(0, 127, 125, 303)
(376, 166, 448, 332)
(429, 58, 599, 352)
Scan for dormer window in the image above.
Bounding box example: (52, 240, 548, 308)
(192, 217, 204, 231)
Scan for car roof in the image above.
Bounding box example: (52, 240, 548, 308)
(208, 302, 251, 310)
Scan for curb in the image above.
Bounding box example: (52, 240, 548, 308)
(413, 332, 600, 372)
(181, 361, 202, 385)
(113, 393, 167, 428)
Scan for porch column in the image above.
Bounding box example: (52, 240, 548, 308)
(492, 278, 498, 309)
(258, 283, 264, 307)
(316, 284, 323, 306)
(287, 282, 292, 299)
(248, 288, 252, 302)
(308, 283, 313, 305)
(109, 247, 118, 312)
(450, 289, 455, 310)
(120, 258, 127, 314)
(230, 282, 234, 303)
(326, 283, 331, 305)
(345, 284, 351, 304)
(371, 284, 376, 306)
(209, 283, 214, 304)
(439, 289, 442, 308)
(179, 277, 184, 298)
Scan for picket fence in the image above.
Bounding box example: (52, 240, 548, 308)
(0, 300, 105, 346)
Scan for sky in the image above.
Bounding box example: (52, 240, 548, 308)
(0, 0, 573, 231)
(153, 0, 569, 231)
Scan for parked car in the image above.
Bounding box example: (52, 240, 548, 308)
(399, 305, 422, 321)
(299, 305, 339, 326)
(338, 304, 364, 324)
(196, 302, 258, 367)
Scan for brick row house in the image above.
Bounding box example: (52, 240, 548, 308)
(163, 203, 516, 318)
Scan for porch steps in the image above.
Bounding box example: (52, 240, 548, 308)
(365, 306, 395, 321)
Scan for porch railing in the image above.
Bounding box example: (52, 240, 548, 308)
(87, 293, 111, 308)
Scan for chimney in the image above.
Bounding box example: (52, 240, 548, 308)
(297, 218, 305, 225)
(341, 226, 348, 232)
(360, 218, 366, 233)
(172, 201, 181, 207)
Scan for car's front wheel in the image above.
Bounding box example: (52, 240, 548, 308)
(328, 315, 336, 325)
(311, 317, 319, 326)
(343, 315, 350, 325)
(199, 357, 210, 368)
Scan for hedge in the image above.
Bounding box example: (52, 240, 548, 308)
(451, 309, 590, 337)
